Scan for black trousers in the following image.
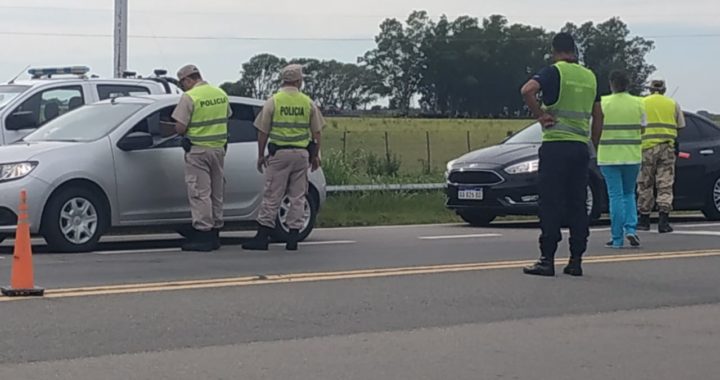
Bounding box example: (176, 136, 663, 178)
(538, 141, 590, 260)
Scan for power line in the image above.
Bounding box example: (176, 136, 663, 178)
(1, 30, 719, 42)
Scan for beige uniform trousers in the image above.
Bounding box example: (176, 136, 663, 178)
(185, 146, 226, 231)
(257, 149, 310, 230)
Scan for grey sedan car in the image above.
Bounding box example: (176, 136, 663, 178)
(0, 95, 326, 252)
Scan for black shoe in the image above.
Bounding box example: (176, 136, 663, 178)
(242, 226, 273, 251)
(181, 230, 214, 252)
(523, 258, 555, 277)
(658, 212, 673, 234)
(212, 228, 221, 251)
(286, 229, 300, 251)
(637, 214, 651, 231)
(626, 234, 640, 247)
(563, 259, 583, 277)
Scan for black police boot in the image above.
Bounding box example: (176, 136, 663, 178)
(212, 228, 221, 251)
(523, 257, 555, 277)
(637, 214, 651, 231)
(658, 212, 674, 234)
(181, 230, 214, 252)
(286, 229, 300, 251)
(242, 225, 273, 251)
(563, 258, 583, 277)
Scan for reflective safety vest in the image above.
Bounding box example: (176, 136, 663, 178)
(186, 84, 229, 148)
(270, 90, 312, 148)
(542, 61, 598, 144)
(642, 93, 678, 150)
(598, 92, 644, 165)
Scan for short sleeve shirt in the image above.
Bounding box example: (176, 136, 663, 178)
(254, 87, 325, 135)
(171, 82, 232, 126)
(532, 63, 601, 106)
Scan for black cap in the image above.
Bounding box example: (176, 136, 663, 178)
(552, 32, 576, 54)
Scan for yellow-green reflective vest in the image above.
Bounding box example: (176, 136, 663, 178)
(186, 84, 229, 148)
(542, 61, 598, 144)
(642, 93, 678, 150)
(598, 92, 644, 165)
(270, 91, 312, 148)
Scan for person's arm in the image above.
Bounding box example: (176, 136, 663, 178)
(254, 98, 274, 173)
(520, 79, 555, 128)
(590, 101, 604, 149)
(309, 103, 325, 171)
(640, 111, 647, 135)
(675, 102, 686, 129)
(172, 94, 194, 136)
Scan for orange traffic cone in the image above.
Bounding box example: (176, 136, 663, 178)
(1, 190, 44, 297)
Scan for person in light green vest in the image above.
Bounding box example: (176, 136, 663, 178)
(598, 70, 646, 249)
(172, 64, 231, 252)
(520, 33, 603, 277)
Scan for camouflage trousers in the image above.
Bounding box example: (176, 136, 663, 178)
(637, 142, 676, 214)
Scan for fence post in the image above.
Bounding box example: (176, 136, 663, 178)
(466, 130, 471, 152)
(384, 131, 390, 163)
(342, 130, 347, 161)
(426, 131, 431, 174)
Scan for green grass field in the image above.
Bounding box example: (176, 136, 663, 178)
(323, 118, 532, 173)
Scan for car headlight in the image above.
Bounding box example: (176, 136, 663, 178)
(446, 159, 458, 172)
(0, 162, 38, 182)
(504, 159, 539, 175)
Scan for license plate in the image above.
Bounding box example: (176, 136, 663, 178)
(458, 188, 484, 200)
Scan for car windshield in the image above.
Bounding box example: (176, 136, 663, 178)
(0, 85, 30, 109)
(24, 103, 144, 143)
(504, 122, 542, 144)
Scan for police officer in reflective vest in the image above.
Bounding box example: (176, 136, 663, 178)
(520, 33, 603, 277)
(598, 70, 646, 249)
(172, 64, 231, 252)
(637, 79, 685, 233)
(243, 64, 324, 251)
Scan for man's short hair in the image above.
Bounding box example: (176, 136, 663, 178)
(552, 32, 577, 54)
(609, 70, 630, 92)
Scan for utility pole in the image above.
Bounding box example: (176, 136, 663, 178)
(113, 0, 128, 78)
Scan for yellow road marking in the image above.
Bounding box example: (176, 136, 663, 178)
(2, 249, 720, 302)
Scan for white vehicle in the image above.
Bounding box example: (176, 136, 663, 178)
(0, 66, 180, 145)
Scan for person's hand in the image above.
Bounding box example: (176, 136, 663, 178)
(311, 156, 321, 172)
(257, 156, 267, 174)
(538, 112, 556, 129)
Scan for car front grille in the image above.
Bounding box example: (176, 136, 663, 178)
(448, 170, 504, 186)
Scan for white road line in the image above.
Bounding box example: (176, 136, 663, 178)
(674, 223, 720, 229)
(419, 233, 502, 240)
(272, 240, 357, 246)
(94, 248, 182, 256)
(670, 230, 720, 237)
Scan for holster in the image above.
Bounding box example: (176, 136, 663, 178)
(268, 143, 279, 157)
(307, 141, 318, 163)
(181, 137, 192, 153)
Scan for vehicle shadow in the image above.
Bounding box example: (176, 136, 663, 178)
(456, 215, 709, 230)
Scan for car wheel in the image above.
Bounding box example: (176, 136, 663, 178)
(273, 193, 318, 243)
(41, 187, 107, 252)
(458, 211, 496, 226)
(702, 175, 720, 221)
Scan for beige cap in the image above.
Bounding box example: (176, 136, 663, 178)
(177, 64, 200, 80)
(281, 64, 303, 83)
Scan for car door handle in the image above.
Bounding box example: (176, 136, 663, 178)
(700, 149, 715, 155)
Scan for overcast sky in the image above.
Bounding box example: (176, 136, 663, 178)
(0, 0, 718, 111)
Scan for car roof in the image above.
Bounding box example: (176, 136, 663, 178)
(95, 94, 265, 107)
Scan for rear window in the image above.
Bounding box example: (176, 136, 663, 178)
(97, 85, 151, 100)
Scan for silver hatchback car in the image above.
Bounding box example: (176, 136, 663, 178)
(0, 95, 326, 252)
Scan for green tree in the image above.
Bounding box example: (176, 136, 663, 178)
(220, 53, 286, 99)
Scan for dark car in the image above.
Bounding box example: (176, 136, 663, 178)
(446, 112, 720, 226)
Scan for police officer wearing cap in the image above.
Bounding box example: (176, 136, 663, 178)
(637, 79, 686, 233)
(520, 33, 603, 277)
(243, 64, 325, 251)
(172, 64, 231, 252)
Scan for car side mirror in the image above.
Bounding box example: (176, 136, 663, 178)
(117, 132, 154, 151)
(6, 111, 38, 131)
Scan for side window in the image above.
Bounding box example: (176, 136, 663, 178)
(677, 116, 705, 143)
(694, 118, 720, 139)
(97, 85, 151, 100)
(227, 103, 259, 144)
(8, 86, 84, 130)
(128, 106, 180, 148)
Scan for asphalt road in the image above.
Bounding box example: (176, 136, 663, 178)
(1, 219, 719, 379)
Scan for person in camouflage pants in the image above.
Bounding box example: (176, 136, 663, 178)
(637, 143, 676, 217)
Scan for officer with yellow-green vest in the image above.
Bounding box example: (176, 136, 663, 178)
(243, 64, 325, 251)
(172, 64, 231, 252)
(520, 33, 603, 277)
(598, 70, 646, 249)
(637, 79, 686, 233)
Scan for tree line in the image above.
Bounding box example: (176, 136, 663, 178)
(220, 11, 655, 117)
